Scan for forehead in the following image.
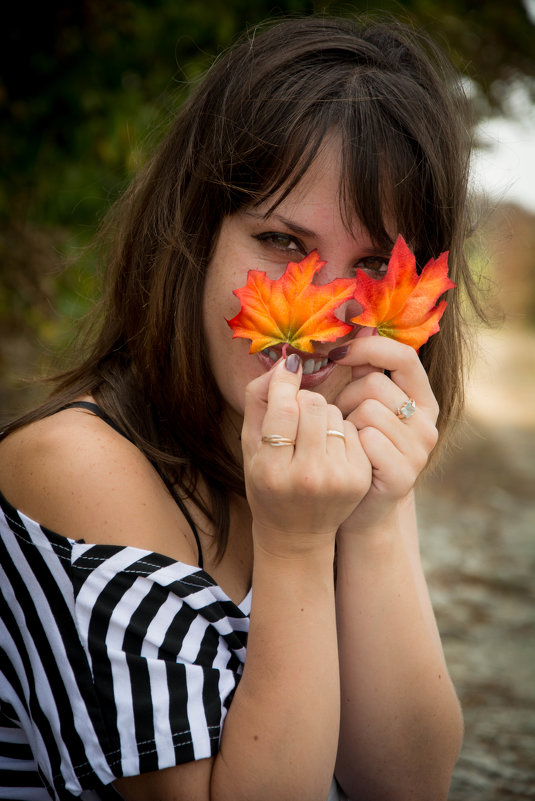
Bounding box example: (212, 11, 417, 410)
(255, 141, 342, 217)
(253, 137, 396, 247)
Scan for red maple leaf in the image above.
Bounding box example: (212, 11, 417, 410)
(351, 235, 455, 349)
(227, 251, 356, 353)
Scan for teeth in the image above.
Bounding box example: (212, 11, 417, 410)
(302, 358, 328, 375)
(267, 349, 278, 362)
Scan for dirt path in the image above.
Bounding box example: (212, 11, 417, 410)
(417, 327, 535, 799)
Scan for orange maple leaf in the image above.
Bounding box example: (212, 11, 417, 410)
(227, 250, 356, 354)
(351, 235, 456, 350)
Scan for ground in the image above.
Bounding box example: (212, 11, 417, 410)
(417, 327, 535, 800)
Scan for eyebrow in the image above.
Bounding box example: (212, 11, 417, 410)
(244, 210, 316, 239)
(245, 209, 394, 254)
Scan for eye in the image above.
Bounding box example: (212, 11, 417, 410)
(355, 256, 389, 279)
(254, 232, 306, 257)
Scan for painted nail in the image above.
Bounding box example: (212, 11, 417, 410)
(285, 353, 301, 373)
(328, 344, 349, 360)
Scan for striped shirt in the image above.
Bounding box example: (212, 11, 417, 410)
(0, 490, 249, 799)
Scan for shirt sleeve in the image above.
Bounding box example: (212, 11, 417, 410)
(70, 543, 249, 780)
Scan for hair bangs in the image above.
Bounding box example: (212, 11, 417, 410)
(225, 87, 339, 217)
(335, 70, 451, 267)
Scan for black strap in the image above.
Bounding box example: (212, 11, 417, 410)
(59, 401, 204, 569)
(61, 401, 133, 441)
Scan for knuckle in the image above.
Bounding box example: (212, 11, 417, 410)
(404, 345, 420, 366)
(412, 446, 428, 474)
(359, 425, 383, 450)
(297, 390, 327, 410)
(358, 397, 380, 420)
(363, 370, 387, 394)
(428, 423, 439, 449)
(297, 468, 324, 496)
(327, 401, 344, 419)
(420, 419, 439, 451)
(276, 399, 298, 422)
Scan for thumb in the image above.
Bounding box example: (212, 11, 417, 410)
(241, 354, 301, 457)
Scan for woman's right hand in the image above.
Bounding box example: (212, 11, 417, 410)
(241, 355, 372, 557)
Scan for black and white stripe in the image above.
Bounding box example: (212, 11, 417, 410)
(0, 492, 249, 799)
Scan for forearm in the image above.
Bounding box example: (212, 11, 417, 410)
(335, 495, 462, 801)
(212, 539, 340, 801)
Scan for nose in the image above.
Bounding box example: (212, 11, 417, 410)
(313, 261, 344, 285)
(312, 261, 362, 322)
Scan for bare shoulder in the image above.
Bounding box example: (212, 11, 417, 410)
(0, 407, 198, 562)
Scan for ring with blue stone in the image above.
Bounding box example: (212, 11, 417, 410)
(395, 398, 416, 420)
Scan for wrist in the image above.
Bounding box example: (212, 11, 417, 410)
(252, 521, 337, 561)
(251, 536, 337, 635)
(337, 490, 415, 543)
(337, 505, 399, 543)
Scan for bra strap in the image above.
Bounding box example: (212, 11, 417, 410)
(58, 401, 204, 569)
(61, 401, 133, 441)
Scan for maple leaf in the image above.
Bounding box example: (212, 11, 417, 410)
(351, 235, 456, 350)
(227, 250, 356, 353)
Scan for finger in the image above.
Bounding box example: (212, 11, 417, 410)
(336, 418, 373, 498)
(324, 405, 347, 454)
(336, 370, 427, 424)
(242, 360, 280, 458)
(331, 336, 438, 418)
(348, 399, 413, 451)
(329, 326, 382, 382)
(242, 355, 301, 457)
(293, 390, 328, 459)
(358, 425, 420, 496)
(260, 354, 303, 447)
(347, 399, 437, 465)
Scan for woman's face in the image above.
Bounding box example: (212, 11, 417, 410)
(203, 140, 393, 427)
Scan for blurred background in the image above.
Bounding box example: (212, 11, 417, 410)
(1, 1, 534, 798)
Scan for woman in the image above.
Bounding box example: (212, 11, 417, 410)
(0, 14, 479, 801)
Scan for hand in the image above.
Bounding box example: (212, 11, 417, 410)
(241, 356, 372, 557)
(332, 335, 439, 533)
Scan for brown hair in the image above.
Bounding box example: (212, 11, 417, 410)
(3, 14, 485, 557)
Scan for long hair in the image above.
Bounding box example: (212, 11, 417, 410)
(4, 14, 483, 557)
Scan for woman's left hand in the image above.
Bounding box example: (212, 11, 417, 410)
(332, 334, 439, 533)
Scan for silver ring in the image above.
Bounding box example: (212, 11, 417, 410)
(326, 429, 345, 440)
(261, 434, 296, 447)
(395, 398, 416, 420)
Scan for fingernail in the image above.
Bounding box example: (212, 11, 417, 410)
(328, 344, 349, 360)
(285, 353, 301, 373)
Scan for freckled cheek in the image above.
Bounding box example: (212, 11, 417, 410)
(208, 328, 256, 384)
(205, 270, 243, 323)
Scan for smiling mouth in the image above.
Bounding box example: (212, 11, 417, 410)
(262, 347, 330, 375)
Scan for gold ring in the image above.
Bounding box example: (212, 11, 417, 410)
(261, 434, 296, 447)
(326, 429, 345, 440)
(395, 398, 416, 420)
